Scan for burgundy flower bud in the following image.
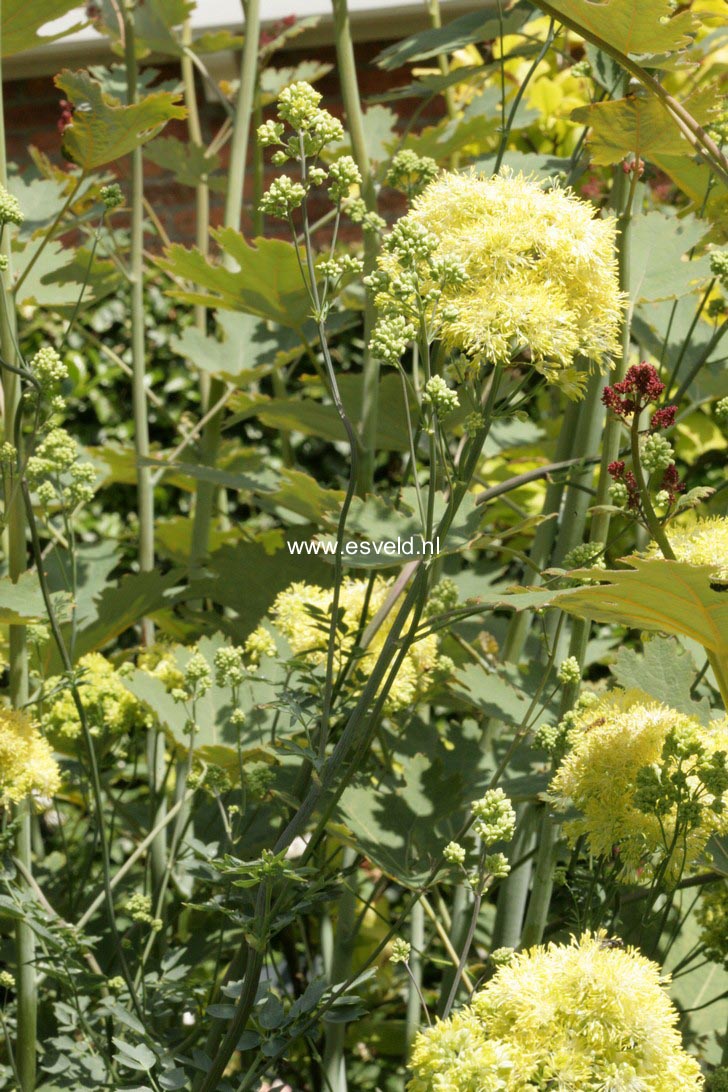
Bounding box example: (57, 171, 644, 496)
(58, 100, 74, 135)
(660, 463, 685, 503)
(650, 405, 677, 431)
(602, 363, 665, 417)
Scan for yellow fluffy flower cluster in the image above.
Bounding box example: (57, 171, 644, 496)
(271, 577, 440, 709)
(550, 689, 728, 882)
(408, 933, 703, 1091)
(0, 708, 60, 804)
(648, 516, 728, 582)
(398, 170, 622, 393)
(43, 652, 146, 744)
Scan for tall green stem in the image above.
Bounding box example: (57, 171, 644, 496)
(124, 5, 154, 634)
(181, 20, 210, 357)
(322, 848, 358, 1092)
(189, 0, 261, 568)
(406, 900, 425, 1046)
(331, 0, 379, 494)
(124, 4, 165, 907)
(521, 167, 639, 947)
(492, 803, 538, 949)
(0, 43, 35, 1087)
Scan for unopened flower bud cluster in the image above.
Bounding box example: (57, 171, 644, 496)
(422, 375, 459, 415)
(26, 426, 97, 510)
(257, 81, 370, 228)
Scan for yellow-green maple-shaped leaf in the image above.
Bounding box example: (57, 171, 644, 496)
(155, 230, 314, 331)
(571, 83, 717, 166)
(54, 70, 186, 170)
(548, 557, 728, 661)
(2, 0, 86, 57)
(534, 0, 696, 58)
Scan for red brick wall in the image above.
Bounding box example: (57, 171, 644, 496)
(4, 40, 441, 248)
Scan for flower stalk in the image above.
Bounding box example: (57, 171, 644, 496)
(189, 0, 261, 568)
(331, 0, 379, 493)
(0, 47, 35, 1087)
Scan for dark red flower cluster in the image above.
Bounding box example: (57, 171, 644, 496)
(607, 460, 640, 510)
(650, 405, 677, 430)
(602, 362, 677, 431)
(602, 363, 665, 417)
(660, 463, 685, 504)
(58, 99, 74, 135)
(260, 14, 296, 49)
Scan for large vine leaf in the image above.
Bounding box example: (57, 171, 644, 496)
(571, 84, 717, 168)
(0, 574, 44, 623)
(2, 0, 86, 57)
(533, 0, 696, 59)
(612, 637, 713, 723)
(547, 558, 728, 661)
(629, 212, 710, 303)
(144, 137, 224, 190)
(156, 231, 314, 331)
(54, 70, 186, 170)
(337, 718, 548, 887)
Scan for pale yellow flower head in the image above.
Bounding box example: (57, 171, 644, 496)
(396, 169, 623, 396)
(271, 577, 440, 710)
(468, 932, 703, 1091)
(0, 707, 60, 804)
(408, 1008, 514, 1092)
(648, 516, 728, 582)
(550, 688, 728, 883)
(409, 933, 703, 1090)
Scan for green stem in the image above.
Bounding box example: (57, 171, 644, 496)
(630, 411, 674, 560)
(493, 18, 555, 173)
(0, 48, 35, 1086)
(322, 848, 358, 1092)
(22, 483, 145, 1024)
(672, 314, 728, 404)
(499, 397, 581, 664)
(331, 0, 379, 494)
(124, 3, 165, 912)
(520, 809, 558, 948)
(522, 165, 640, 947)
(492, 803, 538, 949)
(437, 883, 469, 1016)
(124, 4, 154, 637)
(181, 18, 210, 399)
(405, 901, 426, 1046)
(189, 0, 261, 568)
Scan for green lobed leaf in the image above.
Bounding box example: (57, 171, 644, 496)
(156, 231, 314, 330)
(2, 0, 86, 56)
(612, 637, 713, 723)
(54, 69, 186, 170)
(144, 136, 224, 190)
(571, 83, 716, 168)
(532, 0, 697, 58)
(546, 558, 728, 662)
(0, 573, 45, 623)
(628, 211, 710, 303)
